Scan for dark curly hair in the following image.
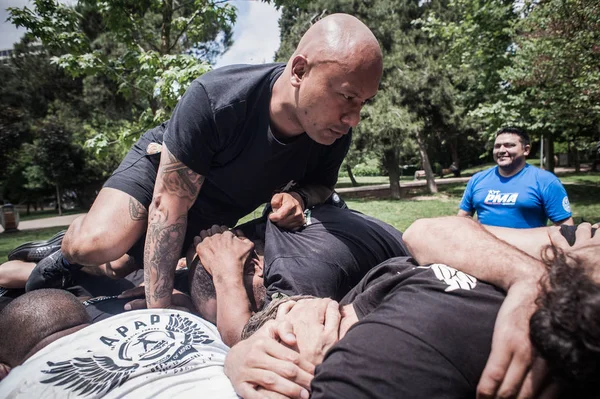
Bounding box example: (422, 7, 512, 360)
(530, 246, 600, 397)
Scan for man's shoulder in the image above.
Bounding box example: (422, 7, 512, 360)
(523, 164, 562, 186)
(195, 63, 285, 111)
(470, 166, 499, 185)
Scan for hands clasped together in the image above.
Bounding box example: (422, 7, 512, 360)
(225, 298, 343, 399)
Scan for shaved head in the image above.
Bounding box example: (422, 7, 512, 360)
(271, 13, 383, 145)
(293, 13, 383, 73)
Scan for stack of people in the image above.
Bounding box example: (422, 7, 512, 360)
(0, 13, 598, 399)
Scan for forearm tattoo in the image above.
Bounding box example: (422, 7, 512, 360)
(160, 151, 204, 201)
(128, 197, 148, 222)
(144, 209, 187, 304)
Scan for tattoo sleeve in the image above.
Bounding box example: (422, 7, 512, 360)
(160, 150, 204, 201)
(144, 145, 204, 308)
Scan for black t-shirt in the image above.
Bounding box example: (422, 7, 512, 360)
(311, 257, 506, 398)
(263, 205, 410, 301)
(160, 63, 351, 229)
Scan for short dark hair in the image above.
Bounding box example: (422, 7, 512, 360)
(496, 127, 530, 146)
(530, 246, 600, 397)
(0, 289, 90, 367)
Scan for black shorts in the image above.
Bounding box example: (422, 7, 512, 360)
(103, 123, 166, 209)
(102, 123, 203, 260)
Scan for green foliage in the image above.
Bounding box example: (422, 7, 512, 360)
(8, 0, 236, 149)
(352, 158, 384, 177)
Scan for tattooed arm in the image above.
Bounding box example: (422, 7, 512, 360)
(144, 144, 204, 309)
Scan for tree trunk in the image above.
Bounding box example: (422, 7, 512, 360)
(56, 184, 63, 216)
(546, 135, 555, 174)
(161, 0, 173, 54)
(26, 202, 30, 216)
(574, 147, 581, 172)
(416, 130, 438, 194)
(448, 137, 460, 170)
(345, 164, 358, 187)
(383, 149, 402, 199)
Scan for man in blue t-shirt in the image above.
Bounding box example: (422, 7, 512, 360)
(458, 127, 573, 228)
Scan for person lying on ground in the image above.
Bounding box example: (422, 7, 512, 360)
(0, 289, 240, 398)
(226, 221, 599, 398)
(176, 204, 409, 346)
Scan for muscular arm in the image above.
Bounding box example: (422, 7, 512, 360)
(482, 225, 552, 261)
(194, 230, 255, 347)
(213, 272, 253, 347)
(144, 145, 204, 309)
(403, 216, 544, 290)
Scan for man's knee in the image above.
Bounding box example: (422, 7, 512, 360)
(62, 220, 137, 265)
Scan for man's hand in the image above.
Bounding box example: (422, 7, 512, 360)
(193, 226, 254, 277)
(339, 304, 358, 339)
(549, 222, 599, 253)
(225, 320, 314, 399)
(477, 280, 546, 398)
(277, 298, 341, 365)
(269, 192, 305, 230)
(118, 285, 193, 312)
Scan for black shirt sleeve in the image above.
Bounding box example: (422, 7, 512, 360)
(163, 80, 220, 176)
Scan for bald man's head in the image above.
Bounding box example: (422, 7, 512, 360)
(293, 13, 383, 72)
(273, 13, 382, 145)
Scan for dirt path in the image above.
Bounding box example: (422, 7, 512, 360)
(0, 213, 86, 233)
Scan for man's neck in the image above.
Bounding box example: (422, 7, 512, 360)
(498, 161, 527, 178)
(269, 73, 304, 141)
(23, 324, 90, 363)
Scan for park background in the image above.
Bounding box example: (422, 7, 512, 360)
(0, 0, 599, 260)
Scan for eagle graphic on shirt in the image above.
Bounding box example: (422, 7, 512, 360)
(39, 313, 216, 397)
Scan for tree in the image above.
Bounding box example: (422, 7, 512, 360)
(8, 0, 235, 146)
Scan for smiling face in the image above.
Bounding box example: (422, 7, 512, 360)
(291, 58, 381, 145)
(493, 133, 530, 176)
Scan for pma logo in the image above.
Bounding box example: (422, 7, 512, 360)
(484, 190, 519, 206)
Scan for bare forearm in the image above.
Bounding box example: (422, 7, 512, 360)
(483, 225, 551, 261)
(144, 203, 187, 308)
(214, 275, 253, 346)
(403, 217, 545, 290)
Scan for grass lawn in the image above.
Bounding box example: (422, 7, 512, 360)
(1, 171, 597, 262)
(0, 226, 67, 262)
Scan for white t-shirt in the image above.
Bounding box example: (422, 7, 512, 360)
(0, 309, 238, 398)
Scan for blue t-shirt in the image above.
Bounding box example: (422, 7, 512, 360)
(459, 164, 572, 228)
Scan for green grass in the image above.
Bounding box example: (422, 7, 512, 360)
(18, 208, 84, 222)
(0, 226, 67, 262)
(2, 171, 598, 262)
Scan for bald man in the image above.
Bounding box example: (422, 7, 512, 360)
(26, 14, 384, 312)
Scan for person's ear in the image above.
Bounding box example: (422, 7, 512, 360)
(255, 263, 264, 278)
(290, 55, 308, 88)
(523, 144, 531, 156)
(0, 363, 12, 381)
